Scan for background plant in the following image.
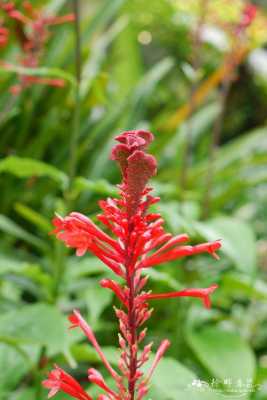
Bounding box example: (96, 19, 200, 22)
(0, 1, 267, 400)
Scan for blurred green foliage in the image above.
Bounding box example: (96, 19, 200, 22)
(0, 0, 267, 399)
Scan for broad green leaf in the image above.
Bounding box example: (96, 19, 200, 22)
(195, 217, 257, 274)
(0, 304, 69, 356)
(10, 387, 67, 400)
(85, 283, 113, 327)
(10, 388, 35, 400)
(145, 356, 231, 400)
(222, 273, 267, 300)
(72, 344, 119, 365)
(0, 156, 68, 188)
(187, 326, 256, 384)
(146, 268, 183, 291)
(0, 343, 30, 395)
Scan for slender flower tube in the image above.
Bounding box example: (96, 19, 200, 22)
(43, 130, 221, 400)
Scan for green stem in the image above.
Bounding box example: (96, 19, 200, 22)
(69, 0, 82, 202)
(53, 0, 82, 301)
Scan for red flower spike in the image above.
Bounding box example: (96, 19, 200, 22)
(42, 365, 93, 400)
(44, 130, 221, 400)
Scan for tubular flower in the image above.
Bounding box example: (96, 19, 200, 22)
(43, 365, 93, 400)
(0, 1, 74, 93)
(44, 130, 221, 400)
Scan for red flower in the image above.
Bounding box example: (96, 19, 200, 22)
(43, 365, 92, 400)
(1, 1, 74, 93)
(141, 284, 219, 309)
(241, 4, 257, 28)
(45, 130, 221, 400)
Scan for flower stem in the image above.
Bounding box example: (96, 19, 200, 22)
(128, 274, 137, 399)
(125, 227, 138, 400)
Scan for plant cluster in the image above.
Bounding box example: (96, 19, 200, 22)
(43, 130, 221, 400)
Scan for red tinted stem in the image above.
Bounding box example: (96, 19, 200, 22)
(125, 226, 138, 400)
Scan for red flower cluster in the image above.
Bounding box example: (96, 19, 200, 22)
(0, 1, 74, 94)
(236, 3, 257, 34)
(44, 130, 221, 400)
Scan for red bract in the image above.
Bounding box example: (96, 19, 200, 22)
(44, 130, 221, 400)
(0, 1, 74, 93)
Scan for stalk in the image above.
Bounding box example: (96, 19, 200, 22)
(54, 0, 81, 300)
(69, 0, 82, 194)
(127, 274, 137, 399)
(125, 230, 138, 399)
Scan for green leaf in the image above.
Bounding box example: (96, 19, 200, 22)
(186, 326, 256, 384)
(0, 65, 76, 86)
(222, 272, 267, 300)
(81, 17, 128, 98)
(73, 177, 118, 197)
(72, 344, 119, 365)
(85, 283, 113, 327)
(14, 202, 52, 233)
(0, 304, 69, 356)
(146, 268, 183, 291)
(195, 217, 257, 275)
(0, 215, 47, 251)
(0, 343, 31, 395)
(83, 0, 126, 41)
(0, 156, 68, 188)
(146, 356, 229, 400)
